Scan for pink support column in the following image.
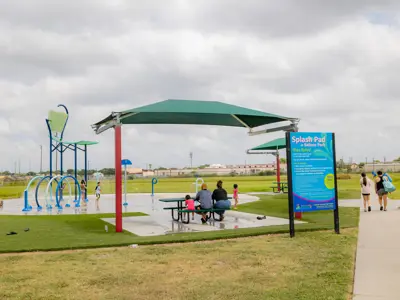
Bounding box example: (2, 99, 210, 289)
(115, 125, 123, 232)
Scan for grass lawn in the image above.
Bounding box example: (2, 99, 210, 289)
(1, 174, 399, 200)
(0, 228, 358, 300)
(0, 213, 146, 253)
(0, 194, 359, 253)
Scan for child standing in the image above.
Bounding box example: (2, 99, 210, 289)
(95, 182, 101, 210)
(185, 194, 195, 220)
(233, 184, 239, 209)
(80, 180, 87, 204)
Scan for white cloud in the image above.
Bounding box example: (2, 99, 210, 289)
(0, 0, 400, 173)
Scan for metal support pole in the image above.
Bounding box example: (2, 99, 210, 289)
(49, 137, 52, 178)
(285, 132, 295, 238)
(115, 125, 123, 232)
(40, 145, 43, 173)
(74, 144, 78, 200)
(60, 143, 63, 176)
(84, 144, 88, 201)
(276, 151, 281, 192)
(332, 133, 340, 234)
(124, 165, 127, 204)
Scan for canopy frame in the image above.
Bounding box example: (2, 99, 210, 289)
(92, 99, 298, 232)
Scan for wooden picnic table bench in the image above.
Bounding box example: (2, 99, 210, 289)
(271, 182, 288, 193)
(159, 198, 186, 221)
(159, 196, 232, 223)
(178, 207, 231, 224)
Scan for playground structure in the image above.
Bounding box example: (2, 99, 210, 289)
(22, 105, 98, 212)
(151, 177, 158, 196)
(193, 177, 204, 194)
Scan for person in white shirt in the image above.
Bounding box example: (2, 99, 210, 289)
(360, 172, 372, 212)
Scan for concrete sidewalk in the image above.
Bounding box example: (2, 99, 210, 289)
(353, 207, 400, 299)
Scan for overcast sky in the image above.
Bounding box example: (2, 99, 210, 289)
(1, 0, 400, 172)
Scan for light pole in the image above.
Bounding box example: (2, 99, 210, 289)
(40, 145, 43, 173)
(190, 152, 193, 169)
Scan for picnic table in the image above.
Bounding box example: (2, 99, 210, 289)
(159, 196, 232, 224)
(271, 182, 288, 193)
(158, 198, 186, 222)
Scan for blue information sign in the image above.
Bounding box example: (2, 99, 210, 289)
(289, 132, 337, 212)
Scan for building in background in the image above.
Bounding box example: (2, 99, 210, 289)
(127, 163, 287, 177)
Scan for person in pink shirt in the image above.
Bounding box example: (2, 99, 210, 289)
(233, 184, 239, 209)
(185, 194, 195, 220)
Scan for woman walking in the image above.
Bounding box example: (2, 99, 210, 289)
(360, 173, 372, 212)
(375, 171, 388, 211)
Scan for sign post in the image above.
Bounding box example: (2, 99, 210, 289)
(121, 159, 132, 206)
(286, 132, 339, 237)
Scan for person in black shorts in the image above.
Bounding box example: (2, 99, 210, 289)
(375, 171, 388, 211)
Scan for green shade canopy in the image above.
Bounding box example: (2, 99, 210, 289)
(250, 138, 286, 151)
(52, 136, 98, 146)
(93, 99, 293, 130)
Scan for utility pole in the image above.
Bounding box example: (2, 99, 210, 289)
(40, 145, 43, 173)
(189, 152, 193, 169)
(18, 159, 20, 174)
(14, 161, 16, 174)
(373, 157, 375, 172)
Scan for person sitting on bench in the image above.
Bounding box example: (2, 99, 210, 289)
(195, 183, 213, 224)
(212, 180, 231, 221)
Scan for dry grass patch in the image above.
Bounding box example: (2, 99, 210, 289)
(0, 229, 358, 300)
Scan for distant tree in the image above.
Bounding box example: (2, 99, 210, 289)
(280, 158, 287, 164)
(358, 162, 365, 168)
(99, 168, 115, 176)
(198, 164, 210, 169)
(67, 169, 74, 175)
(336, 159, 345, 169)
(373, 160, 381, 163)
(156, 167, 168, 170)
(2, 171, 10, 176)
(26, 171, 36, 176)
(394, 157, 400, 162)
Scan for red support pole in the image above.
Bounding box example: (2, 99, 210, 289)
(276, 152, 281, 192)
(115, 125, 123, 232)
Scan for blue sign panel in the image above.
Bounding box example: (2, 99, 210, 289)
(121, 159, 132, 166)
(289, 132, 336, 212)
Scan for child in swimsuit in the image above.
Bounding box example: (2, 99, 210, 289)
(233, 184, 239, 209)
(185, 194, 195, 220)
